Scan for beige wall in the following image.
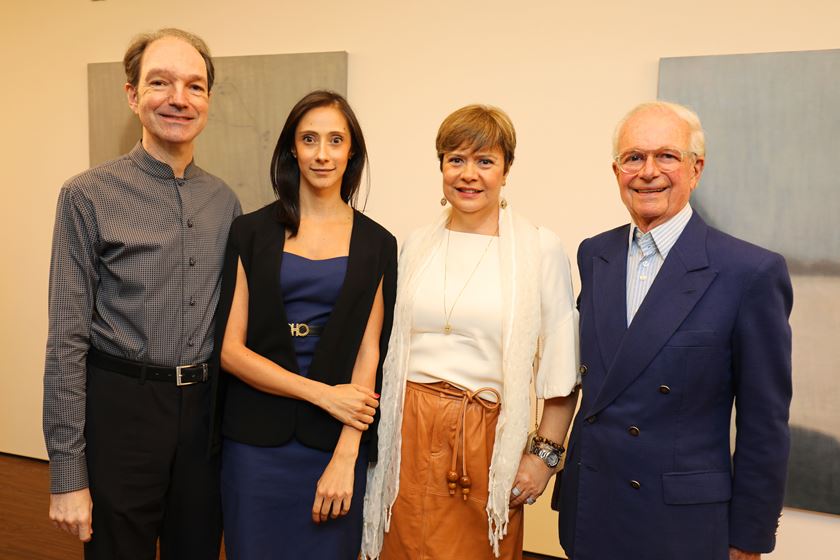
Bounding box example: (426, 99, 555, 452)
(2, 0, 837, 556)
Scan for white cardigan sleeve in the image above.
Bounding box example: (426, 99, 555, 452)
(534, 227, 580, 399)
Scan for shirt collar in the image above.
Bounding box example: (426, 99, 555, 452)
(128, 141, 199, 181)
(627, 203, 693, 258)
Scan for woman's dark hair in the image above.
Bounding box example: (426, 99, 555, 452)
(270, 90, 368, 236)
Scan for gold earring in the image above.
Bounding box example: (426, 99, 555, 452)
(440, 197, 448, 206)
(500, 198, 508, 209)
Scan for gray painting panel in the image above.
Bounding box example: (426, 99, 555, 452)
(659, 50, 840, 516)
(88, 51, 347, 212)
(659, 50, 840, 273)
(87, 62, 142, 165)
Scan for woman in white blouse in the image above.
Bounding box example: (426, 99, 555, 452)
(362, 105, 580, 559)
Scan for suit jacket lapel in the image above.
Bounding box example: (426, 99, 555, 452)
(592, 226, 630, 372)
(586, 214, 718, 417)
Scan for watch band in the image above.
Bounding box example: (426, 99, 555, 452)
(532, 433, 565, 452)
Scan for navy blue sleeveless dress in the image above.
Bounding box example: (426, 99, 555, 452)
(221, 253, 369, 559)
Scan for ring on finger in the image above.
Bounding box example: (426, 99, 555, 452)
(526, 496, 536, 505)
(511, 486, 522, 497)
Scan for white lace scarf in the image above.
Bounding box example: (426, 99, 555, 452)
(362, 205, 542, 558)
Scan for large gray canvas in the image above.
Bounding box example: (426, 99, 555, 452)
(659, 50, 840, 515)
(88, 51, 347, 212)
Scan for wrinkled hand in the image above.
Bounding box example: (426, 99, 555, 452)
(312, 455, 355, 524)
(509, 452, 554, 508)
(729, 548, 760, 560)
(318, 384, 379, 430)
(49, 488, 93, 542)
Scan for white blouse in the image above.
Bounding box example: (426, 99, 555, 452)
(407, 230, 503, 399)
(362, 207, 580, 560)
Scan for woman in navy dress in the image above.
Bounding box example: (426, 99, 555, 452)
(215, 91, 397, 559)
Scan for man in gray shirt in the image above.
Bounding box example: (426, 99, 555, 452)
(44, 28, 240, 559)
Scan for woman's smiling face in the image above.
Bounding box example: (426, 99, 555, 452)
(441, 144, 507, 221)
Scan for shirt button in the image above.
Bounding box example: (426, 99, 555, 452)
(659, 385, 671, 394)
(639, 275, 648, 280)
(642, 261, 650, 267)
(189, 296, 196, 306)
(189, 257, 196, 266)
(630, 480, 641, 490)
(176, 179, 185, 187)
(187, 218, 194, 228)
(628, 426, 640, 437)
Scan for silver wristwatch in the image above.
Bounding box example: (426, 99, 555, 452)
(529, 439, 561, 469)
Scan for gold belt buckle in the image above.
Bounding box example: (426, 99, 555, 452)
(289, 322, 311, 337)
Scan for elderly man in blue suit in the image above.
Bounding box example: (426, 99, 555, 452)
(554, 102, 792, 560)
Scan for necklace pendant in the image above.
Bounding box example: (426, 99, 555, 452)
(444, 323, 452, 335)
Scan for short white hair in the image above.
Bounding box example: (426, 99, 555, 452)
(612, 101, 706, 158)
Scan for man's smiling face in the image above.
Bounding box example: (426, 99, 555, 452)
(125, 36, 210, 158)
(614, 107, 704, 232)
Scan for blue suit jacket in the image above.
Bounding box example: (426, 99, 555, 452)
(554, 212, 792, 560)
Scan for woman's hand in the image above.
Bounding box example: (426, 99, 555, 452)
(316, 383, 379, 430)
(509, 452, 555, 508)
(312, 453, 356, 523)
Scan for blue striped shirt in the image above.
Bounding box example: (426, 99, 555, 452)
(626, 204, 693, 325)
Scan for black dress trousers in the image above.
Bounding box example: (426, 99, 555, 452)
(83, 357, 222, 560)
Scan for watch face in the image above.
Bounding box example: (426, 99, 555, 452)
(539, 447, 560, 468)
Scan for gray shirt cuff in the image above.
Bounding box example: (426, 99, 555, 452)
(49, 455, 89, 494)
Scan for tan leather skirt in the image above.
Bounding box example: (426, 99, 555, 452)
(381, 381, 523, 560)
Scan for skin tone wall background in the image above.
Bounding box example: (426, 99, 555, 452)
(2, 0, 838, 556)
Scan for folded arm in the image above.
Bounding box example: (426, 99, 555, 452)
(312, 278, 385, 523)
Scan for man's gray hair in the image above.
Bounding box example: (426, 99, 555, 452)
(124, 28, 215, 91)
(612, 101, 706, 158)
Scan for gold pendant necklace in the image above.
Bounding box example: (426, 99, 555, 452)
(442, 228, 497, 334)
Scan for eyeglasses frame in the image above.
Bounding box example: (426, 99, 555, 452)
(614, 147, 699, 175)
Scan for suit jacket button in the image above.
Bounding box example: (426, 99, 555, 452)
(630, 480, 641, 489)
(579, 364, 588, 376)
(628, 426, 640, 437)
(586, 415, 597, 424)
(658, 385, 671, 394)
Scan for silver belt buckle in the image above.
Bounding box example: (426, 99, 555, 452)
(289, 322, 311, 337)
(176, 363, 208, 386)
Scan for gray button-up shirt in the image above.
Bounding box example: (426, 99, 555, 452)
(44, 142, 241, 493)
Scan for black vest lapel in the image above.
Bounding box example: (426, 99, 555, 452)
(308, 211, 367, 381)
(261, 218, 299, 373)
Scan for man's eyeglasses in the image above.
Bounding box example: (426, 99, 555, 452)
(614, 148, 696, 174)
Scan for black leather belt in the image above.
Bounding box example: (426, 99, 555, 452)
(87, 348, 209, 386)
(288, 322, 324, 337)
